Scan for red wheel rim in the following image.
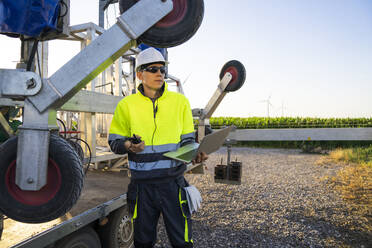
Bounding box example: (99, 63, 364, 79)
(224, 66, 238, 85)
(156, 0, 188, 28)
(5, 159, 62, 206)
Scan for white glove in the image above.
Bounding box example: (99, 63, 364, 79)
(184, 185, 202, 214)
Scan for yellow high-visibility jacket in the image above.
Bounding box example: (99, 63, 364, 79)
(109, 82, 195, 181)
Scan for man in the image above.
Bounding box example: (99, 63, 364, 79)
(109, 47, 207, 248)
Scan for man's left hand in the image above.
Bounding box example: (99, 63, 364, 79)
(192, 152, 208, 165)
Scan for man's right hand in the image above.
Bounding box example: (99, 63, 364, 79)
(124, 136, 145, 153)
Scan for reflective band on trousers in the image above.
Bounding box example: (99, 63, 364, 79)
(178, 188, 193, 243)
(131, 195, 138, 224)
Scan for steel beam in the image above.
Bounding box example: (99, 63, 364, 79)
(60, 90, 122, 114)
(0, 91, 122, 114)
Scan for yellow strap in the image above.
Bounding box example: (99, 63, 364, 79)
(131, 195, 138, 224)
(179, 188, 189, 242)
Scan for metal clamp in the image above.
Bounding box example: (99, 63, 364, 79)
(116, 17, 138, 40)
(116, 0, 173, 39)
(0, 69, 42, 97)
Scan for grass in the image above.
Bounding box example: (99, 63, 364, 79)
(319, 146, 372, 221)
(328, 146, 372, 166)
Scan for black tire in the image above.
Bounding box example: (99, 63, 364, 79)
(0, 134, 84, 223)
(119, 0, 204, 47)
(219, 60, 246, 92)
(54, 226, 101, 248)
(98, 206, 134, 248)
(67, 139, 85, 163)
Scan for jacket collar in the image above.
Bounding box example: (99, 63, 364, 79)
(137, 82, 168, 100)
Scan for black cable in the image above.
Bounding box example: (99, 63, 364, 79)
(59, 0, 69, 18)
(151, 99, 158, 153)
(148, 99, 162, 169)
(26, 40, 39, 71)
(67, 137, 92, 175)
(56, 118, 67, 138)
(36, 47, 42, 77)
(67, 139, 84, 162)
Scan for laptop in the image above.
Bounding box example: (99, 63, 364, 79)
(164, 125, 235, 163)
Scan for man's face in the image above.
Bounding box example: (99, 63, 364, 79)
(137, 63, 165, 91)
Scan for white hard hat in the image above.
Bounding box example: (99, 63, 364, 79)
(136, 47, 167, 71)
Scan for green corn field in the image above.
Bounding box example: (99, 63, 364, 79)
(201, 117, 372, 129)
(193, 117, 372, 149)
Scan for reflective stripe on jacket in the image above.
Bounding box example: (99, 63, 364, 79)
(109, 82, 195, 180)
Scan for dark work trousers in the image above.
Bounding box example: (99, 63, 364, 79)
(127, 176, 193, 248)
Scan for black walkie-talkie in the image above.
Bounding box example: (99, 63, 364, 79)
(129, 134, 142, 144)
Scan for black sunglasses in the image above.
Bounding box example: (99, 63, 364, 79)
(143, 66, 166, 74)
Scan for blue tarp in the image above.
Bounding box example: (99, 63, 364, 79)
(0, 0, 60, 37)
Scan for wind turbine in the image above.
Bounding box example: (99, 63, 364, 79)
(259, 95, 274, 118)
(276, 100, 289, 117)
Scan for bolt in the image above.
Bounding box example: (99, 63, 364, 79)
(75, 222, 82, 227)
(27, 177, 34, 184)
(26, 78, 36, 89)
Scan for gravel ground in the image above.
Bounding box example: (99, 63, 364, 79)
(154, 147, 372, 248)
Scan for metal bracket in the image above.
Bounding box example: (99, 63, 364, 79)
(0, 69, 42, 97)
(15, 100, 54, 191)
(98, 203, 110, 223)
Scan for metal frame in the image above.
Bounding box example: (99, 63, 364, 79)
(227, 127, 372, 141)
(0, 0, 174, 190)
(166, 74, 184, 94)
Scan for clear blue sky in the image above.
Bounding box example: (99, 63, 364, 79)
(1, 0, 371, 118)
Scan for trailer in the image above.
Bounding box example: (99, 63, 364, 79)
(0, 0, 249, 247)
(0, 161, 220, 248)
(0, 0, 205, 224)
(0, 0, 204, 246)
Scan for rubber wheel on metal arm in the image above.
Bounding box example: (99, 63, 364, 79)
(0, 134, 84, 223)
(119, 0, 204, 47)
(98, 206, 134, 248)
(219, 60, 246, 92)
